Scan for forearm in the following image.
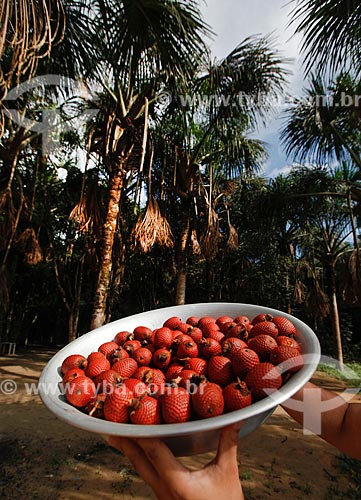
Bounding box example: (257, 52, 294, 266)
(282, 382, 361, 460)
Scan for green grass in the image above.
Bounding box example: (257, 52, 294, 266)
(317, 361, 361, 386)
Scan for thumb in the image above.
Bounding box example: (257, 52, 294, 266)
(215, 423, 242, 469)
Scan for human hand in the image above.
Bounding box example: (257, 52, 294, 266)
(108, 423, 244, 500)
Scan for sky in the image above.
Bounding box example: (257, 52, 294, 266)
(200, 0, 306, 178)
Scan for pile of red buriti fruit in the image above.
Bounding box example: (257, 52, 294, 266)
(60, 312, 303, 425)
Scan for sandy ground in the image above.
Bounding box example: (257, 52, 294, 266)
(0, 349, 360, 500)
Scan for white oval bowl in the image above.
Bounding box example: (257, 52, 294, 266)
(39, 303, 321, 456)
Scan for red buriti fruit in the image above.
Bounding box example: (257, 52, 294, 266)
(201, 322, 220, 337)
(94, 369, 123, 393)
(232, 348, 260, 378)
(109, 347, 129, 365)
(277, 336, 301, 351)
(123, 378, 148, 397)
(234, 315, 251, 329)
(112, 358, 138, 378)
(272, 316, 297, 337)
(207, 330, 225, 343)
(87, 352, 105, 362)
(123, 339, 142, 355)
(85, 393, 106, 418)
(248, 320, 278, 340)
(85, 354, 110, 379)
(208, 356, 234, 388)
(133, 326, 153, 343)
(192, 382, 224, 419)
(113, 331, 134, 346)
(177, 322, 192, 334)
(252, 313, 273, 326)
(177, 369, 199, 389)
(184, 357, 208, 376)
(163, 316, 182, 330)
(199, 338, 222, 359)
(133, 367, 166, 386)
(223, 380, 252, 412)
(248, 334, 278, 361)
(198, 316, 217, 329)
(98, 341, 119, 359)
(222, 337, 248, 358)
(188, 326, 203, 344)
(62, 367, 85, 386)
(219, 321, 236, 335)
(103, 385, 133, 423)
(245, 362, 282, 400)
(130, 396, 162, 425)
(132, 347, 153, 367)
(216, 315, 234, 328)
(153, 327, 174, 349)
(166, 363, 184, 381)
(161, 386, 191, 423)
(186, 316, 199, 326)
(226, 324, 249, 342)
(177, 340, 198, 359)
(65, 376, 96, 408)
(270, 346, 303, 374)
(61, 354, 87, 375)
(152, 348, 172, 370)
(172, 333, 192, 346)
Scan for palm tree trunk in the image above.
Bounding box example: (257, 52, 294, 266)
(328, 262, 344, 370)
(175, 198, 191, 305)
(91, 166, 124, 329)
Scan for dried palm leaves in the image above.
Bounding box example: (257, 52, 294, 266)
(200, 206, 221, 260)
(131, 196, 174, 253)
(16, 228, 43, 265)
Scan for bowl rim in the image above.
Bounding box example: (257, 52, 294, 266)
(39, 302, 321, 437)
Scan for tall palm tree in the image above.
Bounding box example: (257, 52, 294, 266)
(155, 35, 286, 304)
(290, 0, 361, 76)
(78, 0, 210, 329)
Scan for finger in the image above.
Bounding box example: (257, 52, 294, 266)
(215, 423, 243, 469)
(136, 438, 189, 479)
(108, 436, 160, 489)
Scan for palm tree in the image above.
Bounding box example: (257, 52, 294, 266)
(154, 35, 286, 304)
(290, 0, 361, 76)
(77, 0, 210, 329)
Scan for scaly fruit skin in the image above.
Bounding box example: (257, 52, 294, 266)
(245, 362, 282, 400)
(161, 386, 191, 423)
(103, 385, 133, 423)
(270, 346, 303, 374)
(109, 347, 129, 365)
(153, 327, 174, 349)
(198, 316, 217, 329)
(234, 315, 251, 328)
(85, 393, 106, 418)
(178, 369, 198, 389)
(123, 339, 142, 355)
(248, 334, 278, 361)
(199, 338, 222, 359)
(98, 341, 119, 359)
(222, 337, 248, 358)
(216, 315, 234, 328)
(277, 336, 301, 351)
(65, 376, 96, 408)
(113, 331, 134, 346)
(272, 316, 297, 337)
(226, 324, 248, 342)
(61, 354, 87, 375)
(133, 367, 166, 386)
(223, 380, 252, 412)
(152, 348, 172, 370)
(231, 348, 260, 378)
(165, 363, 184, 381)
(177, 340, 198, 359)
(130, 396, 162, 425)
(163, 316, 182, 330)
(188, 327, 203, 344)
(94, 369, 123, 393)
(112, 358, 138, 378)
(248, 320, 278, 340)
(201, 322, 220, 338)
(85, 354, 111, 379)
(186, 316, 199, 326)
(62, 367, 85, 386)
(251, 313, 273, 325)
(123, 378, 148, 397)
(184, 357, 208, 376)
(133, 326, 153, 343)
(192, 382, 224, 419)
(207, 356, 234, 388)
(132, 347, 153, 367)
